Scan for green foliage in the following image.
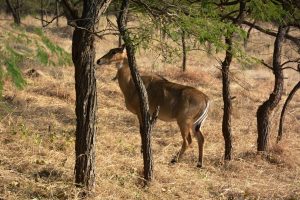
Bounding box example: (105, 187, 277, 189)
(0, 24, 72, 95)
(248, 0, 291, 24)
(36, 45, 49, 65)
(0, 43, 26, 93)
(120, 0, 298, 68)
(129, 0, 249, 64)
(34, 28, 72, 66)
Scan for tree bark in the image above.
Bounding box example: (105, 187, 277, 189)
(5, 0, 21, 25)
(61, 0, 112, 193)
(221, 0, 246, 161)
(181, 30, 187, 72)
(113, 3, 123, 47)
(277, 81, 300, 142)
(221, 35, 233, 160)
(56, 0, 59, 27)
(40, 0, 44, 26)
(117, 0, 159, 184)
(257, 26, 288, 151)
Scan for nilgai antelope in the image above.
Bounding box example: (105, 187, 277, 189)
(97, 46, 210, 167)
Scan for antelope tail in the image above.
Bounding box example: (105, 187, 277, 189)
(193, 101, 210, 132)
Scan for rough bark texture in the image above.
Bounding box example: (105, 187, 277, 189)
(221, 36, 233, 161)
(64, 0, 112, 192)
(221, 0, 246, 161)
(257, 26, 288, 151)
(277, 81, 299, 142)
(5, 0, 21, 24)
(118, 0, 158, 183)
(181, 30, 187, 72)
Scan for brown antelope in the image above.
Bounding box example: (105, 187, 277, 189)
(97, 46, 210, 167)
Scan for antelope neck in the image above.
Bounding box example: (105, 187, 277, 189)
(117, 58, 133, 99)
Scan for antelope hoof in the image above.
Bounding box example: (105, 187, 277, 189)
(196, 162, 203, 168)
(170, 157, 178, 164)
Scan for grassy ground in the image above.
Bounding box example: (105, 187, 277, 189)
(0, 15, 299, 200)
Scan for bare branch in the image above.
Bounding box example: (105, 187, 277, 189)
(281, 58, 300, 67)
(261, 60, 273, 70)
(33, 13, 64, 27)
(221, 10, 240, 21)
(281, 66, 300, 71)
(68, 22, 119, 39)
(240, 19, 300, 48)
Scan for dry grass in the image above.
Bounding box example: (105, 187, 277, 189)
(0, 15, 299, 200)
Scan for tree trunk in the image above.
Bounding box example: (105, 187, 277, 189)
(257, 26, 288, 151)
(64, 0, 112, 193)
(277, 81, 300, 142)
(5, 0, 21, 25)
(221, 1, 246, 161)
(181, 30, 187, 72)
(117, 0, 159, 184)
(73, 28, 97, 191)
(40, 0, 44, 26)
(221, 35, 233, 160)
(56, 0, 59, 27)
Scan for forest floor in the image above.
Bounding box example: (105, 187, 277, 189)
(0, 15, 299, 200)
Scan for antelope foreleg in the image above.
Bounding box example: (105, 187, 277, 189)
(171, 123, 191, 164)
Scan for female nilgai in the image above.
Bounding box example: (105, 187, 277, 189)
(97, 46, 210, 168)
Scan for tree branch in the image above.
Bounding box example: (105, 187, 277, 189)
(68, 22, 119, 39)
(261, 60, 273, 70)
(240, 19, 300, 48)
(281, 58, 300, 67)
(61, 0, 80, 20)
(33, 13, 65, 27)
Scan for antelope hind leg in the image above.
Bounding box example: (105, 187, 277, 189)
(194, 129, 204, 168)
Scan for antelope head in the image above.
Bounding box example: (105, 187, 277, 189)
(96, 45, 126, 67)
(96, 45, 127, 81)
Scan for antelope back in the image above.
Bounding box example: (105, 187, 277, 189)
(97, 46, 126, 65)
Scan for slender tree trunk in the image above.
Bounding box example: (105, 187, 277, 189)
(56, 0, 59, 27)
(40, 0, 44, 26)
(5, 0, 21, 24)
(16, 0, 20, 21)
(221, 35, 233, 160)
(257, 26, 288, 151)
(113, 3, 123, 47)
(118, 0, 159, 184)
(277, 81, 300, 142)
(181, 30, 187, 72)
(62, 0, 112, 193)
(221, 0, 246, 161)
